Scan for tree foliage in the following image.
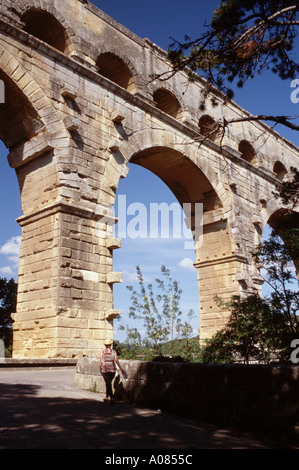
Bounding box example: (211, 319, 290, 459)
(0, 277, 17, 349)
(201, 294, 292, 363)
(253, 230, 299, 335)
(162, 0, 299, 131)
(124, 265, 195, 356)
(278, 166, 299, 210)
(200, 228, 299, 364)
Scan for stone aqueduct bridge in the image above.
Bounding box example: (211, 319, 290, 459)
(0, 0, 298, 359)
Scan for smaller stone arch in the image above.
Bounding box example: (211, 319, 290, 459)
(153, 88, 182, 119)
(273, 161, 288, 181)
(198, 115, 219, 142)
(239, 140, 257, 164)
(15, 1, 77, 56)
(96, 52, 136, 93)
(21, 8, 72, 54)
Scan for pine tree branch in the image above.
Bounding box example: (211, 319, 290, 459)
(222, 114, 299, 131)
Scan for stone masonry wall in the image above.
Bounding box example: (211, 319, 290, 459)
(75, 358, 299, 446)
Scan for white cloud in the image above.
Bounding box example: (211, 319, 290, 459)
(123, 270, 139, 283)
(123, 269, 152, 283)
(0, 236, 21, 278)
(0, 266, 14, 276)
(0, 236, 21, 256)
(178, 258, 195, 272)
(8, 255, 20, 265)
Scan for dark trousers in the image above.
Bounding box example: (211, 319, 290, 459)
(102, 372, 115, 398)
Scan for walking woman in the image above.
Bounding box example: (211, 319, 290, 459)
(100, 339, 124, 404)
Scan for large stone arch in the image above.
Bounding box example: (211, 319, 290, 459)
(0, 44, 70, 201)
(0, 46, 76, 358)
(0, 48, 65, 138)
(101, 129, 249, 341)
(0, 45, 70, 215)
(103, 129, 227, 189)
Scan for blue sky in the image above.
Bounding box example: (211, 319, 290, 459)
(0, 1, 298, 342)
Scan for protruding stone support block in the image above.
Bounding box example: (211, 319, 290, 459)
(111, 111, 125, 123)
(63, 116, 81, 132)
(106, 272, 123, 285)
(106, 238, 121, 250)
(105, 309, 122, 321)
(108, 140, 121, 152)
(61, 88, 77, 100)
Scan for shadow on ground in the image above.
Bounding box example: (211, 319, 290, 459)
(0, 380, 286, 449)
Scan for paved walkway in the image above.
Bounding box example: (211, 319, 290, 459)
(0, 368, 289, 450)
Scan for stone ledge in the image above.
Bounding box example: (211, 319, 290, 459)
(0, 358, 78, 368)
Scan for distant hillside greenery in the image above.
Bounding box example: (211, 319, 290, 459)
(114, 336, 201, 363)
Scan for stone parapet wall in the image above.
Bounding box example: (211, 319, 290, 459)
(75, 358, 299, 446)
